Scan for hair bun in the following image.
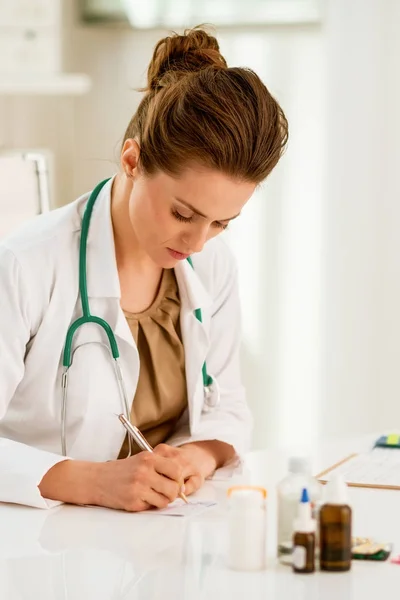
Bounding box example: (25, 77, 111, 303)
(146, 27, 227, 91)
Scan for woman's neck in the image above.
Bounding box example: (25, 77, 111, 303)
(111, 173, 156, 274)
(111, 173, 164, 312)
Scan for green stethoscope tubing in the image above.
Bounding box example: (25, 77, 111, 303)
(62, 177, 213, 386)
(186, 256, 213, 388)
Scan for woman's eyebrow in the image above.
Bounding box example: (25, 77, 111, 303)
(174, 197, 241, 221)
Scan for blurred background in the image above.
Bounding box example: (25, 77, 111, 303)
(0, 0, 399, 451)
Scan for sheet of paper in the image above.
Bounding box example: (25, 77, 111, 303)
(152, 499, 217, 517)
(76, 499, 217, 515)
(320, 448, 400, 487)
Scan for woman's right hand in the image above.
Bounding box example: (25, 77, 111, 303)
(39, 453, 184, 512)
(94, 452, 185, 511)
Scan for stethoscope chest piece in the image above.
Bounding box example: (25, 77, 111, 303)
(203, 377, 220, 411)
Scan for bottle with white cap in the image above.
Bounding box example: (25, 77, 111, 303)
(277, 456, 322, 557)
(226, 486, 267, 571)
(292, 488, 316, 573)
(319, 475, 352, 571)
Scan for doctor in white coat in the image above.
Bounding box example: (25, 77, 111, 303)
(0, 27, 288, 511)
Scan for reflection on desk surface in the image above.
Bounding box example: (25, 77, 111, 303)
(1, 441, 400, 600)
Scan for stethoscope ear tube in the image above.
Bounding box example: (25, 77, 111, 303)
(63, 315, 120, 368)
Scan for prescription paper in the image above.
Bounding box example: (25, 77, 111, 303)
(153, 500, 217, 517)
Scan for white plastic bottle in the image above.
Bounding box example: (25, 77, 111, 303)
(277, 457, 322, 556)
(227, 486, 267, 571)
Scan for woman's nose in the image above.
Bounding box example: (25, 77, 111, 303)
(183, 225, 209, 254)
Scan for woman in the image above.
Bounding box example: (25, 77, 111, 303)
(0, 28, 288, 511)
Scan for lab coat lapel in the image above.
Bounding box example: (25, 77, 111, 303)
(175, 259, 212, 434)
(84, 177, 136, 350)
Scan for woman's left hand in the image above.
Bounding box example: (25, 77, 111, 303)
(153, 440, 234, 496)
(153, 443, 210, 495)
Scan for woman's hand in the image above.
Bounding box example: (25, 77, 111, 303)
(153, 444, 208, 496)
(93, 453, 186, 511)
(39, 452, 185, 512)
(39, 441, 235, 509)
(153, 440, 234, 496)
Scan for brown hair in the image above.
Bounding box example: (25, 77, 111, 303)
(123, 27, 288, 184)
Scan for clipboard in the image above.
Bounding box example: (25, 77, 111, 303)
(316, 450, 400, 491)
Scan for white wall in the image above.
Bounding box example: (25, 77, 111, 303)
(320, 0, 400, 437)
(5, 0, 400, 450)
(226, 0, 400, 447)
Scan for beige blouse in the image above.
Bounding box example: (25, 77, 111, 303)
(118, 268, 188, 458)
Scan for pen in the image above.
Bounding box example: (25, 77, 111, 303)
(116, 413, 189, 504)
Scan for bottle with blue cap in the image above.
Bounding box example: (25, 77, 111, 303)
(292, 487, 316, 573)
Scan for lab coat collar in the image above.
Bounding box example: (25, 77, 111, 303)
(84, 176, 213, 313)
(174, 259, 212, 313)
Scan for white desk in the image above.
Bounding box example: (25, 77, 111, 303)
(0, 437, 399, 599)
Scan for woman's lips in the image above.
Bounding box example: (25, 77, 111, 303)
(167, 248, 190, 260)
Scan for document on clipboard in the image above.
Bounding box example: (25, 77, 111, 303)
(317, 448, 400, 491)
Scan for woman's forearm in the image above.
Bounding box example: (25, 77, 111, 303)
(38, 459, 101, 505)
(179, 440, 235, 474)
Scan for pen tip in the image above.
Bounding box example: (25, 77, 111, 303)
(180, 492, 189, 504)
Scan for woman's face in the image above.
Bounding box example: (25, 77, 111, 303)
(124, 149, 256, 268)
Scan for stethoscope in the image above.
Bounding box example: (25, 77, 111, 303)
(60, 178, 219, 457)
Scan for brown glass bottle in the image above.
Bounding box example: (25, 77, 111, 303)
(319, 503, 352, 571)
(292, 531, 315, 573)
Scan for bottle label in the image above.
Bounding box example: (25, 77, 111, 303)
(293, 546, 306, 570)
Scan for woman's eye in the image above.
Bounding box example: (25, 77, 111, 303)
(172, 209, 194, 223)
(172, 208, 228, 230)
(214, 222, 229, 230)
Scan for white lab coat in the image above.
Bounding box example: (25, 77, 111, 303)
(0, 178, 252, 509)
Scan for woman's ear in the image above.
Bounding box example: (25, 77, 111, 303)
(120, 139, 141, 179)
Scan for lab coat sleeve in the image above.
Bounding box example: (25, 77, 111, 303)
(0, 247, 67, 509)
(167, 254, 253, 476)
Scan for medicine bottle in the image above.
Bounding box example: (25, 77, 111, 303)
(277, 457, 322, 556)
(226, 485, 267, 571)
(319, 475, 352, 571)
(292, 488, 316, 573)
